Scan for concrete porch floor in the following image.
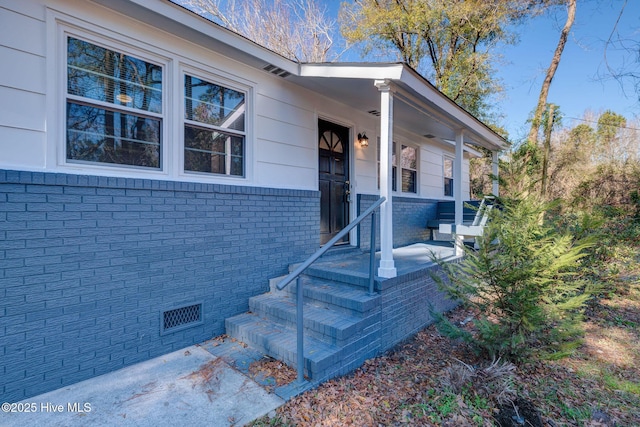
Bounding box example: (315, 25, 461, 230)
(315, 241, 459, 278)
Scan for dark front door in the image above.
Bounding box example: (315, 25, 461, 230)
(319, 119, 350, 245)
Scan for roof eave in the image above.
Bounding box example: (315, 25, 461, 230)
(300, 63, 405, 80)
(90, 0, 299, 76)
(397, 67, 509, 151)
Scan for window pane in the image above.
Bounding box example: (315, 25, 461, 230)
(444, 158, 453, 179)
(185, 75, 245, 131)
(230, 139, 244, 176)
(392, 166, 397, 192)
(231, 138, 243, 156)
(320, 131, 331, 150)
(230, 156, 243, 176)
(66, 102, 160, 168)
(401, 145, 416, 170)
(184, 125, 244, 176)
(402, 169, 416, 193)
(392, 141, 397, 167)
(444, 177, 454, 197)
(67, 38, 162, 114)
(332, 132, 343, 153)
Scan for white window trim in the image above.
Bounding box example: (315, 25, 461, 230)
(47, 10, 254, 184)
(179, 65, 251, 181)
(51, 20, 171, 176)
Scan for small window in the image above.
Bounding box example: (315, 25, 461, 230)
(400, 145, 417, 193)
(184, 75, 246, 177)
(66, 37, 163, 168)
(444, 157, 454, 197)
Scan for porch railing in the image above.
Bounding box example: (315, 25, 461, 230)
(276, 196, 385, 386)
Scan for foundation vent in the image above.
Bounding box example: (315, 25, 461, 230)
(161, 303, 203, 335)
(263, 64, 291, 78)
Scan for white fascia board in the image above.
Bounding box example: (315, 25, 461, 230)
(92, 0, 298, 75)
(300, 63, 405, 80)
(398, 67, 508, 151)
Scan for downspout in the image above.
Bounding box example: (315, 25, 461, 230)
(375, 80, 397, 278)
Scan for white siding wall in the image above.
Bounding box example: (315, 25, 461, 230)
(0, 4, 47, 169)
(0, 0, 462, 196)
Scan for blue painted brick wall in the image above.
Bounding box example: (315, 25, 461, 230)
(0, 169, 319, 402)
(358, 194, 437, 250)
(379, 264, 458, 351)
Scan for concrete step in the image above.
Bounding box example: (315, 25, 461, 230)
(269, 275, 380, 315)
(284, 250, 379, 290)
(225, 312, 342, 380)
(248, 293, 378, 346)
(295, 264, 371, 288)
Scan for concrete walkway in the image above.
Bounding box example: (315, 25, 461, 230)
(1, 345, 284, 427)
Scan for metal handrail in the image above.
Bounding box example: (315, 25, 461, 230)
(277, 196, 385, 291)
(276, 196, 385, 386)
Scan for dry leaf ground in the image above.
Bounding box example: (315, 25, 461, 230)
(249, 253, 640, 427)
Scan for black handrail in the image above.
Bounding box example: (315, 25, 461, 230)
(276, 196, 385, 386)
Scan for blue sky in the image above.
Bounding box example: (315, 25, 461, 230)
(323, 0, 640, 142)
(494, 0, 640, 141)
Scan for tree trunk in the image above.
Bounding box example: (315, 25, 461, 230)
(527, 0, 576, 144)
(541, 104, 555, 198)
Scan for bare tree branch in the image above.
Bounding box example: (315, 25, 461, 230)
(180, 0, 336, 62)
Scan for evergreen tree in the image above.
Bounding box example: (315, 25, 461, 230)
(432, 164, 593, 361)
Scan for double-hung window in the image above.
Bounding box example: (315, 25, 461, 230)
(184, 75, 246, 177)
(66, 37, 163, 168)
(444, 156, 454, 197)
(378, 140, 418, 194)
(400, 145, 417, 193)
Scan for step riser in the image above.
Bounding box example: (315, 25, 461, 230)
(269, 275, 380, 316)
(225, 314, 343, 379)
(249, 296, 380, 346)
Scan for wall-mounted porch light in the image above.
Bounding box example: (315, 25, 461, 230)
(357, 132, 369, 147)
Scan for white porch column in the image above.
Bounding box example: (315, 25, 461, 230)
(492, 150, 500, 196)
(375, 80, 397, 278)
(454, 129, 464, 256)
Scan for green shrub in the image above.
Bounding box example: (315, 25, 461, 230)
(432, 193, 594, 361)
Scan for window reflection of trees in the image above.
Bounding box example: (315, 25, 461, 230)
(184, 75, 245, 176)
(401, 145, 417, 193)
(66, 38, 162, 168)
